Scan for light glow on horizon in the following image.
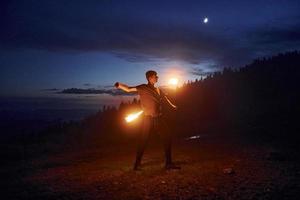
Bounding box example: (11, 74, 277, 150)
(168, 77, 179, 86)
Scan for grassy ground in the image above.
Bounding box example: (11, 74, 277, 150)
(2, 135, 300, 200)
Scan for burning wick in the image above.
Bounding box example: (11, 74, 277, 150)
(125, 110, 144, 123)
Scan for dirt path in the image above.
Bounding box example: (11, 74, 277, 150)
(3, 136, 300, 199)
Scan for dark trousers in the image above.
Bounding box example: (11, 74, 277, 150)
(134, 115, 172, 167)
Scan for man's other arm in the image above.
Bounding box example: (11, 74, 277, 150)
(164, 95, 177, 110)
(114, 82, 137, 92)
(160, 89, 177, 110)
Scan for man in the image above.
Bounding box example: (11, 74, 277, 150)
(115, 70, 181, 170)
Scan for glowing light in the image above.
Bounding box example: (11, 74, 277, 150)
(186, 135, 201, 140)
(168, 78, 179, 86)
(125, 110, 144, 123)
(203, 17, 208, 24)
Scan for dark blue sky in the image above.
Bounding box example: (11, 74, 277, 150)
(1, 0, 300, 98)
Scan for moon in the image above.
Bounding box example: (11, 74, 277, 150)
(203, 17, 208, 24)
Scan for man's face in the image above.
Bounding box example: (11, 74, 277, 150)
(149, 74, 158, 84)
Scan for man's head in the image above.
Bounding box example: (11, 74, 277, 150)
(146, 70, 158, 84)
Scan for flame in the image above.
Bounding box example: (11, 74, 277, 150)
(168, 78, 178, 86)
(125, 110, 144, 123)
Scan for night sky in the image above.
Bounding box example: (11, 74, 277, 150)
(1, 0, 300, 105)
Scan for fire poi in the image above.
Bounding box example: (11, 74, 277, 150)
(125, 110, 144, 123)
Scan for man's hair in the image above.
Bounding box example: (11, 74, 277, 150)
(145, 70, 157, 80)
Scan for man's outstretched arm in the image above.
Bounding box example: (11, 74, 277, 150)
(114, 82, 137, 92)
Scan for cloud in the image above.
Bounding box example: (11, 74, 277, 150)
(2, 19, 233, 65)
(242, 16, 300, 56)
(0, 1, 251, 68)
(60, 88, 137, 96)
(255, 28, 300, 45)
(41, 88, 61, 91)
(1, 1, 300, 69)
(189, 67, 216, 77)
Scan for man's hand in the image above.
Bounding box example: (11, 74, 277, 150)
(114, 82, 120, 88)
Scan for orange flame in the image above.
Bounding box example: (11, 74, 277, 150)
(125, 110, 144, 123)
